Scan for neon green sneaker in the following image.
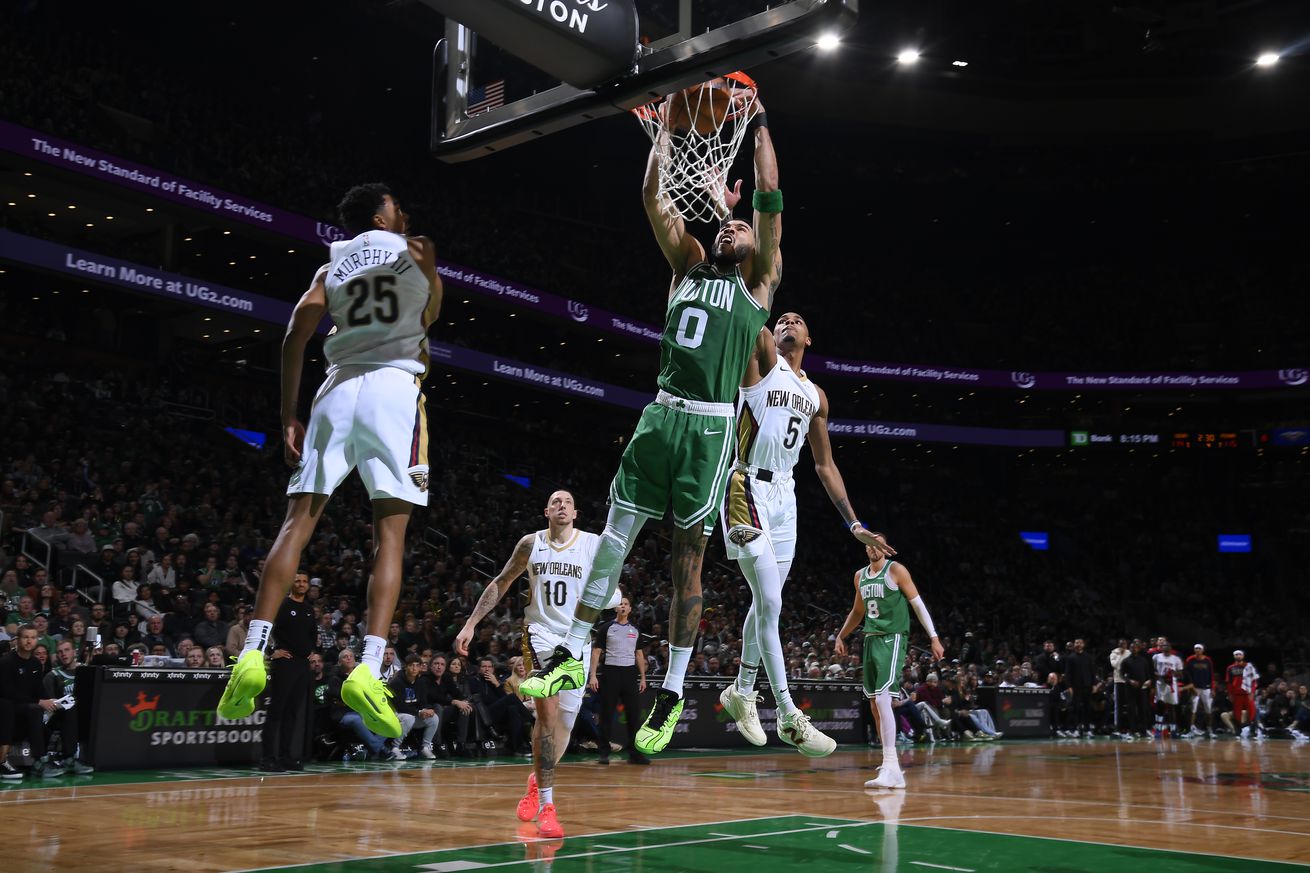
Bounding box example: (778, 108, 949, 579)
(342, 664, 402, 738)
(634, 688, 684, 755)
(519, 646, 585, 699)
(217, 650, 266, 720)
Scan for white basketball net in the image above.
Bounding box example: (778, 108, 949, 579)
(634, 74, 760, 224)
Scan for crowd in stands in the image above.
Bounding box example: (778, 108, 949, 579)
(2, 324, 1307, 771)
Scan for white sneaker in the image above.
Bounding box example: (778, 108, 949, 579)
(778, 710, 837, 758)
(719, 685, 767, 746)
(963, 730, 977, 741)
(389, 746, 407, 761)
(864, 767, 906, 790)
(420, 744, 436, 760)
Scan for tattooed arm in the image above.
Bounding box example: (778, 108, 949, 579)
(455, 534, 534, 656)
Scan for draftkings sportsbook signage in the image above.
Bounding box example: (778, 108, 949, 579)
(86, 667, 265, 769)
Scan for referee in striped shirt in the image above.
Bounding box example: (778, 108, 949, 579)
(590, 594, 649, 765)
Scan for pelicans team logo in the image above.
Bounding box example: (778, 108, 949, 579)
(567, 300, 590, 323)
(1011, 371, 1037, 389)
(409, 469, 429, 493)
(1278, 368, 1308, 386)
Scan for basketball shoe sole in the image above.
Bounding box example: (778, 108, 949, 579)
(342, 665, 402, 738)
(217, 650, 266, 720)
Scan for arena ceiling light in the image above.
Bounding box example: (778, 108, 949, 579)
(897, 49, 921, 64)
(816, 32, 840, 51)
(1256, 52, 1279, 67)
(952, 59, 968, 67)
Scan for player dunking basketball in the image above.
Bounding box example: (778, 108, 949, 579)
(521, 96, 783, 757)
(219, 184, 442, 738)
(454, 491, 620, 839)
(718, 312, 890, 756)
(835, 538, 944, 790)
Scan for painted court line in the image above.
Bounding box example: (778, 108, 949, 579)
(227, 816, 858, 873)
(910, 862, 974, 872)
(827, 830, 840, 838)
(839, 844, 872, 855)
(897, 821, 1310, 869)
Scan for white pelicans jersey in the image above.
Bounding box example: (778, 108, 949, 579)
(735, 357, 822, 475)
(525, 529, 606, 636)
(323, 230, 435, 376)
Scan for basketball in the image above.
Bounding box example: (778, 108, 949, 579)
(663, 74, 756, 135)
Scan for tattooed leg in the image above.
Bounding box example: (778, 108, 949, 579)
(661, 526, 708, 697)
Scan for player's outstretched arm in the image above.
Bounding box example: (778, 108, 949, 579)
(643, 142, 704, 285)
(833, 571, 864, 658)
(454, 533, 533, 656)
(409, 236, 444, 325)
(808, 386, 895, 557)
(280, 269, 328, 467)
(893, 564, 945, 662)
(748, 102, 782, 309)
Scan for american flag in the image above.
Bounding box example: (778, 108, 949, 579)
(467, 80, 506, 116)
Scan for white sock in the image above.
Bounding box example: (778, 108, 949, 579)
(563, 618, 593, 662)
(736, 660, 759, 694)
(662, 645, 693, 697)
(242, 620, 273, 655)
(361, 635, 386, 674)
(539, 786, 553, 809)
(875, 693, 898, 769)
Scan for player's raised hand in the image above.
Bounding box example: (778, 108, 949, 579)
(454, 624, 475, 657)
(283, 418, 306, 468)
(853, 524, 896, 557)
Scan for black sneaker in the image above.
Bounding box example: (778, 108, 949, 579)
(35, 758, 66, 778)
(278, 758, 304, 771)
(64, 758, 95, 776)
(596, 754, 610, 765)
(0, 762, 22, 781)
(628, 751, 652, 765)
(257, 759, 286, 772)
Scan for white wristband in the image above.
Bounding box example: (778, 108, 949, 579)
(908, 595, 937, 640)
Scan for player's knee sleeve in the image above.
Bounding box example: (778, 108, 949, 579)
(580, 507, 644, 608)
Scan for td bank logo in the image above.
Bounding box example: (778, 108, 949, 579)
(1070, 431, 1089, 447)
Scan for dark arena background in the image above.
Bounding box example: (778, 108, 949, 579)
(1, 0, 1309, 871)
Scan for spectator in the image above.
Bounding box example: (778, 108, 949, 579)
(0, 626, 62, 779)
(388, 654, 440, 759)
(469, 655, 530, 755)
(329, 649, 388, 759)
(138, 614, 172, 656)
(41, 640, 94, 775)
(1064, 638, 1095, 737)
(193, 603, 229, 651)
(111, 565, 140, 607)
(147, 554, 177, 590)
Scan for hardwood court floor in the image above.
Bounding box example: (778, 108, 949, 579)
(4, 738, 1308, 872)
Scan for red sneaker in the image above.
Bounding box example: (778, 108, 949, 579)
(516, 771, 539, 822)
(537, 803, 564, 839)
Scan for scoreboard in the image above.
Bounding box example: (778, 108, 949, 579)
(1069, 430, 1259, 448)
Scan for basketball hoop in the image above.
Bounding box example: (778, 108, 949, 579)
(633, 72, 760, 224)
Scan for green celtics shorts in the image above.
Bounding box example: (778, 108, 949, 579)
(862, 633, 907, 699)
(610, 399, 736, 533)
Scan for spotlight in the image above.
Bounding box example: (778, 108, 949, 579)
(952, 60, 969, 67)
(897, 49, 921, 64)
(1256, 52, 1279, 67)
(816, 32, 840, 51)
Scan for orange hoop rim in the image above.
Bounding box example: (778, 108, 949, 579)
(630, 71, 758, 119)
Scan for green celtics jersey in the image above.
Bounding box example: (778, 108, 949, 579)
(657, 262, 769, 404)
(859, 561, 909, 636)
